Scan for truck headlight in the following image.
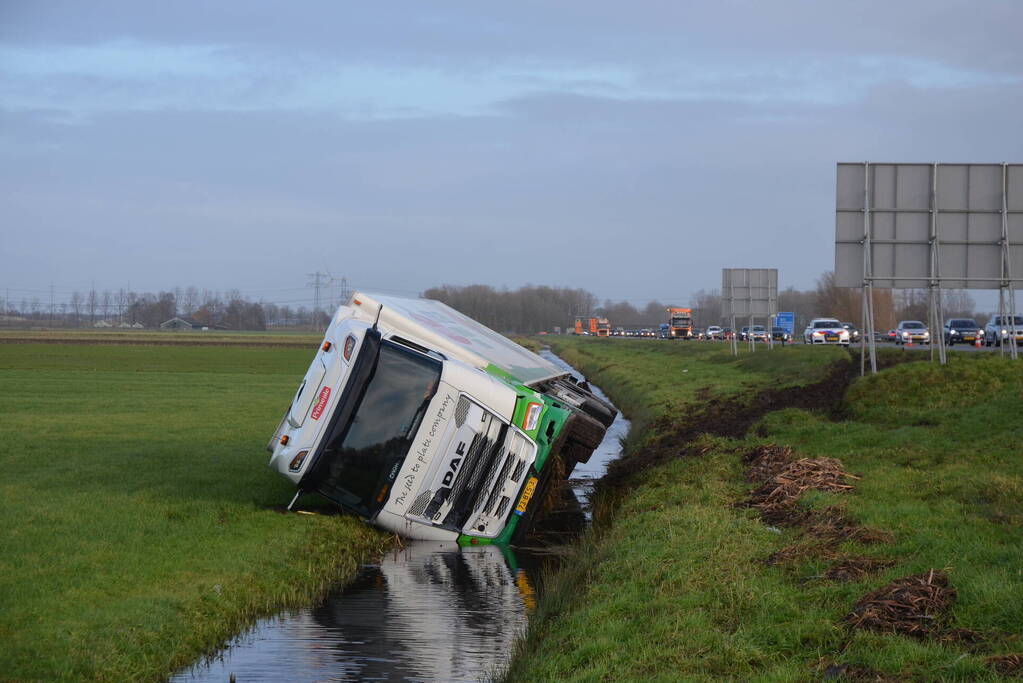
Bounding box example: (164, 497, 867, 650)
(522, 402, 543, 431)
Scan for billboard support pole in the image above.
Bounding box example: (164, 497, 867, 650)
(730, 313, 738, 356)
(998, 288, 1007, 358)
(930, 163, 947, 365)
(860, 285, 868, 376)
(862, 162, 878, 374)
(1003, 163, 1019, 360)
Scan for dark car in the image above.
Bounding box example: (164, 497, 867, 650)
(886, 329, 897, 343)
(770, 326, 791, 343)
(840, 322, 861, 343)
(944, 318, 982, 346)
(739, 326, 750, 341)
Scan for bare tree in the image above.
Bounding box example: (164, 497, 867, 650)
(691, 289, 722, 328)
(70, 292, 83, 326)
(100, 290, 112, 320)
(87, 288, 98, 325)
(182, 286, 199, 316)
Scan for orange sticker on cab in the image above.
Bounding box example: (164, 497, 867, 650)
(514, 476, 539, 516)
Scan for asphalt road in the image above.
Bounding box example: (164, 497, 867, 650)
(866, 340, 1021, 354)
(608, 336, 1022, 355)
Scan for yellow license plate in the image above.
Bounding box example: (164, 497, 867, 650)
(514, 476, 539, 515)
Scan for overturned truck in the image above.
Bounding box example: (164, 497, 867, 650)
(268, 292, 615, 545)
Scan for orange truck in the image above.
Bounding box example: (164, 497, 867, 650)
(666, 307, 693, 339)
(574, 317, 597, 335)
(574, 317, 610, 336)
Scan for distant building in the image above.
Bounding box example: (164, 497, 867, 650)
(160, 316, 203, 331)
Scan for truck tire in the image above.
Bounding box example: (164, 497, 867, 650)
(559, 410, 606, 466)
(538, 377, 617, 428)
(567, 410, 605, 449)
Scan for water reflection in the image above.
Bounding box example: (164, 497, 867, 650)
(173, 349, 628, 682)
(174, 543, 547, 683)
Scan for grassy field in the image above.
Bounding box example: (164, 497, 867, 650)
(0, 328, 322, 347)
(505, 338, 1022, 681)
(0, 341, 390, 681)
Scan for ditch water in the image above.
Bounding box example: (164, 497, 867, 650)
(172, 350, 628, 682)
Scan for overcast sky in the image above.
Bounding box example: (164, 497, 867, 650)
(2, 1, 1021, 309)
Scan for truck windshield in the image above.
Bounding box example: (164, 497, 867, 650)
(671, 317, 690, 325)
(315, 341, 441, 518)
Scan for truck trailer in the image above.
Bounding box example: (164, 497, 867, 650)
(268, 292, 616, 545)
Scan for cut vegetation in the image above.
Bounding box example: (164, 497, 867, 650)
(505, 338, 1023, 681)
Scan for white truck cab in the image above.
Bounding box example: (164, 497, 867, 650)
(268, 292, 615, 545)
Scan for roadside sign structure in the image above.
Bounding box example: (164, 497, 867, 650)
(836, 162, 1023, 373)
(721, 268, 779, 354)
(774, 312, 795, 335)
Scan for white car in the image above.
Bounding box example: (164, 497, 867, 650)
(803, 318, 851, 345)
(706, 325, 724, 340)
(895, 320, 930, 345)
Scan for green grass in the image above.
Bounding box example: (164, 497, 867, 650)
(0, 342, 390, 681)
(0, 328, 322, 346)
(506, 339, 1022, 681)
(546, 338, 845, 446)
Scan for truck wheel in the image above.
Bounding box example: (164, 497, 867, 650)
(546, 378, 617, 428)
(580, 395, 616, 427)
(561, 410, 606, 466)
(567, 410, 605, 449)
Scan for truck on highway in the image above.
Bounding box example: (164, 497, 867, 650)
(666, 307, 693, 339)
(267, 292, 616, 545)
(574, 316, 599, 335)
(595, 318, 611, 337)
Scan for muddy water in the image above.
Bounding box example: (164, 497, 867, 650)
(172, 350, 627, 682)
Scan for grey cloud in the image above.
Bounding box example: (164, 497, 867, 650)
(2, 1, 1021, 305)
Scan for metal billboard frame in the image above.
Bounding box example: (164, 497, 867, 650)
(835, 162, 1023, 373)
(722, 268, 778, 354)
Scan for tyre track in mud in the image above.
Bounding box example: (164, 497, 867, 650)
(598, 358, 856, 491)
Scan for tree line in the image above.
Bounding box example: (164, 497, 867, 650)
(425, 274, 979, 334)
(0, 286, 327, 330)
(2, 274, 981, 333)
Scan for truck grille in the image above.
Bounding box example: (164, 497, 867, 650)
(441, 427, 507, 527)
(404, 397, 538, 536)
